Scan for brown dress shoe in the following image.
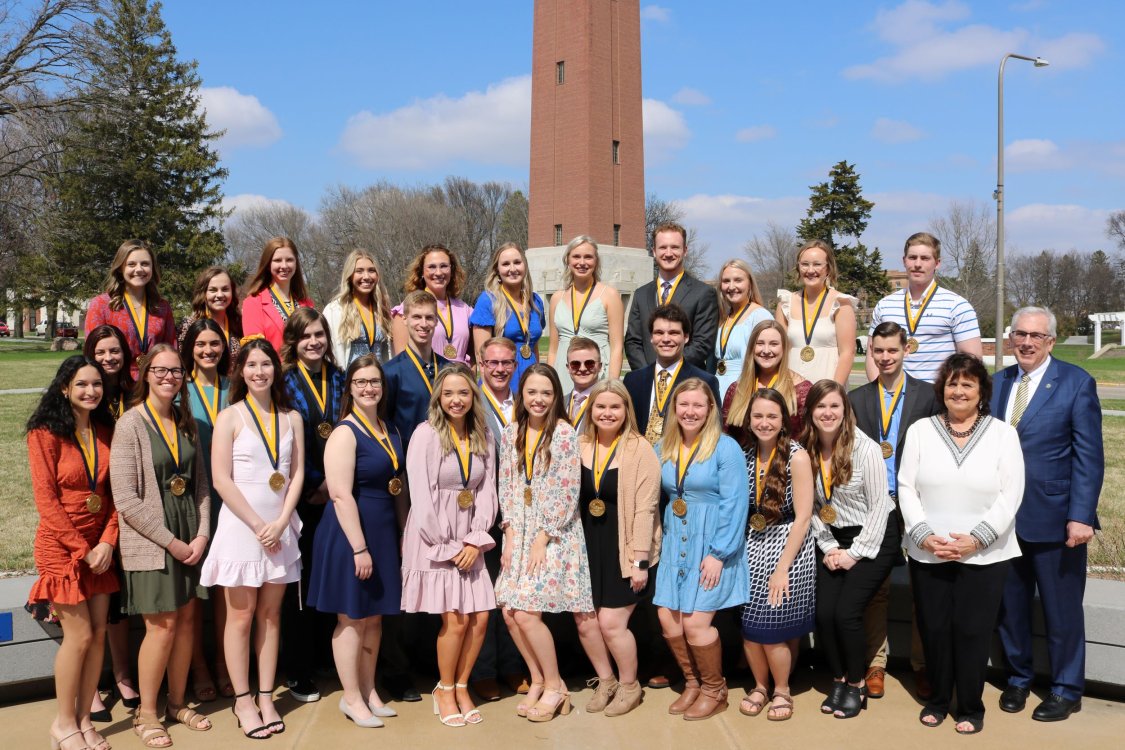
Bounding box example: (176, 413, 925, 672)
(664, 635, 700, 715)
(503, 674, 530, 694)
(683, 639, 728, 721)
(865, 667, 886, 699)
(646, 675, 671, 689)
(913, 668, 933, 701)
(471, 678, 501, 702)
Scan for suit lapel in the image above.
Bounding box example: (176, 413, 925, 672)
(635, 366, 654, 417)
(1015, 358, 1059, 430)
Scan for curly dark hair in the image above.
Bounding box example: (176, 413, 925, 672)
(933, 353, 992, 415)
(26, 356, 114, 436)
(182, 317, 232, 378)
(228, 337, 293, 410)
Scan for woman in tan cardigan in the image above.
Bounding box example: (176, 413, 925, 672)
(111, 345, 213, 747)
(574, 379, 662, 716)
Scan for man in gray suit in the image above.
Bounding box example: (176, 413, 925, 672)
(625, 221, 719, 370)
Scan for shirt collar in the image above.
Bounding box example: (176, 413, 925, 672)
(1019, 355, 1052, 383)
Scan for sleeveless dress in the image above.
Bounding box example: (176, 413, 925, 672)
(306, 421, 402, 618)
(741, 440, 816, 643)
(777, 289, 857, 383)
(714, 306, 774, 395)
(579, 465, 653, 608)
(553, 293, 610, 393)
(200, 406, 301, 587)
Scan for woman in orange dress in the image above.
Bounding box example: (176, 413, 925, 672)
(27, 355, 119, 750)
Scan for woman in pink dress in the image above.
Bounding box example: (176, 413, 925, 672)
(402, 363, 498, 727)
(241, 237, 315, 352)
(390, 244, 475, 365)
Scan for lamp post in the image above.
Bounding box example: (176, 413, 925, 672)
(995, 53, 1048, 371)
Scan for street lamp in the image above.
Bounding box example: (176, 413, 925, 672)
(995, 53, 1048, 371)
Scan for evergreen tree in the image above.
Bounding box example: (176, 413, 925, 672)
(797, 160, 889, 304)
(50, 0, 227, 308)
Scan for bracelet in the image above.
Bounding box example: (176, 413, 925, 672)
(353, 547, 368, 556)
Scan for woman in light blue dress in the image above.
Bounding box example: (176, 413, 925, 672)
(470, 243, 545, 386)
(714, 259, 773, 395)
(654, 378, 749, 721)
(546, 236, 624, 393)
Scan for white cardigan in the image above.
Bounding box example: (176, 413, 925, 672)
(898, 415, 1025, 565)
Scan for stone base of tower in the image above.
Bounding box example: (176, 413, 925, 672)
(526, 244, 654, 316)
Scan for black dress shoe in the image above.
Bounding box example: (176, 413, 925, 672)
(1032, 694, 1081, 722)
(999, 685, 1030, 713)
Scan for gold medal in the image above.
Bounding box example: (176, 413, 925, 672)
(800, 345, 815, 362)
(716, 360, 727, 375)
(523, 486, 533, 506)
(135, 353, 148, 369)
(388, 476, 403, 496)
(750, 513, 766, 532)
(588, 498, 606, 517)
(880, 440, 893, 459)
(819, 505, 837, 524)
(169, 475, 187, 496)
(906, 337, 919, 354)
(672, 497, 688, 517)
(443, 344, 457, 359)
(520, 343, 532, 359)
(457, 488, 474, 509)
(86, 493, 102, 514)
(317, 421, 333, 439)
(903, 281, 937, 357)
(269, 471, 286, 492)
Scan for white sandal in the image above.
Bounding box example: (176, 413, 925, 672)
(432, 683, 465, 727)
(454, 683, 483, 724)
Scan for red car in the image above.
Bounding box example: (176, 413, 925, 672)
(55, 321, 78, 338)
(0, 321, 10, 336)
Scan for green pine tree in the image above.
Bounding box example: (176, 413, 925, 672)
(796, 160, 889, 304)
(51, 0, 227, 309)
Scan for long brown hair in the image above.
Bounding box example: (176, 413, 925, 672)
(746, 388, 792, 525)
(244, 236, 311, 302)
(227, 338, 293, 411)
(403, 244, 466, 299)
(799, 379, 855, 488)
(337, 354, 385, 422)
(280, 307, 337, 371)
(189, 266, 243, 339)
(427, 363, 491, 457)
(129, 343, 196, 442)
(83, 324, 134, 398)
(726, 320, 801, 425)
(513, 363, 568, 472)
(104, 240, 163, 312)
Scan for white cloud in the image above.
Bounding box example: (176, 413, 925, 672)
(338, 76, 531, 170)
(640, 5, 671, 23)
(844, 1, 1104, 83)
(735, 125, 777, 143)
(642, 98, 690, 162)
(1004, 138, 1070, 171)
(198, 87, 282, 149)
(672, 87, 711, 106)
(871, 117, 925, 144)
(222, 193, 295, 216)
(1006, 203, 1112, 251)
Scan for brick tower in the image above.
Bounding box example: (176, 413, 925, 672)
(526, 0, 651, 306)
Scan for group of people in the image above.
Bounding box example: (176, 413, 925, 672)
(28, 225, 1103, 749)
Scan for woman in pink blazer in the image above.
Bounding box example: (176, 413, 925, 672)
(241, 237, 315, 351)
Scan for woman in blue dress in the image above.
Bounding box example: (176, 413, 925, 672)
(469, 242, 545, 386)
(307, 354, 403, 728)
(654, 378, 749, 721)
(714, 259, 773, 395)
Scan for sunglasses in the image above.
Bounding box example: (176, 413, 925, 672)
(567, 359, 599, 372)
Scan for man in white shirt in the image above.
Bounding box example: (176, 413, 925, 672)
(866, 232, 982, 383)
(563, 336, 602, 433)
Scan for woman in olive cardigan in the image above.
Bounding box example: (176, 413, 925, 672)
(575, 379, 662, 717)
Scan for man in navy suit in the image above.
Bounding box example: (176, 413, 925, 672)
(382, 290, 451, 452)
(991, 306, 1103, 722)
(624, 303, 720, 444)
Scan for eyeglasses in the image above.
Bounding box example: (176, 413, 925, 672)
(149, 367, 186, 380)
(798, 262, 827, 271)
(352, 378, 383, 390)
(482, 359, 516, 370)
(568, 359, 599, 372)
(1011, 330, 1052, 343)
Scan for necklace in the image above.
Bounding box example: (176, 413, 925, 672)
(942, 412, 982, 438)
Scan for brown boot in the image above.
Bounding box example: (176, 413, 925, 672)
(584, 675, 619, 713)
(665, 635, 700, 715)
(683, 638, 728, 721)
(604, 681, 643, 717)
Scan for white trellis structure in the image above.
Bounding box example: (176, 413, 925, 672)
(1088, 311, 1125, 351)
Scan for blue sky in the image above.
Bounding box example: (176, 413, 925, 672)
(165, 0, 1124, 273)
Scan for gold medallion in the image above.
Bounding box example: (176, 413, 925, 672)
(588, 498, 606, 517)
(800, 345, 815, 362)
(819, 505, 837, 524)
(716, 360, 727, 375)
(457, 488, 474, 509)
(317, 421, 333, 439)
(906, 337, 919, 354)
(136, 353, 149, 369)
(880, 440, 894, 459)
(443, 344, 457, 359)
(269, 471, 286, 492)
(671, 497, 688, 517)
(169, 475, 187, 496)
(520, 343, 532, 359)
(86, 493, 102, 514)
(523, 486, 533, 506)
(388, 476, 404, 496)
(750, 513, 767, 532)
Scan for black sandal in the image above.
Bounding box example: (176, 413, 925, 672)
(232, 691, 271, 740)
(955, 716, 983, 734)
(821, 681, 847, 714)
(259, 687, 285, 734)
(919, 706, 946, 727)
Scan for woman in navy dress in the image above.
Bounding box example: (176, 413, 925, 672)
(469, 242, 545, 385)
(307, 354, 403, 728)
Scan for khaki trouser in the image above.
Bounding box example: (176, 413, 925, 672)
(864, 575, 925, 671)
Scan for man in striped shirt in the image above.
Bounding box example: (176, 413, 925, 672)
(865, 232, 982, 383)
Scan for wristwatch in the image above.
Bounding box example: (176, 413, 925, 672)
(632, 559, 650, 570)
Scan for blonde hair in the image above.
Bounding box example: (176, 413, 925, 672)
(426, 364, 491, 457)
(717, 258, 764, 318)
(333, 249, 392, 345)
(795, 239, 838, 286)
(726, 320, 801, 424)
(658, 378, 722, 464)
(561, 235, 601, 289)
(485, 242, 539, 335)
(579, 379, 642, 445)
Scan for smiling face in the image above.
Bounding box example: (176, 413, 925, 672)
(481, 343, 516, 393)
(943, 372, 981, 417)
(92, 336, 124, 376)
(297, 319, 328, 365)
(653, 230, 686, 276)
(749, 396, 783, 445)
(797, 247, 829, 290)
(349, 365, 382, 412)
(720, 266, 751, 308)
(650, 317, 688, 366)
(270, 246, 298, 286)
(422, 250, 452, 295)
(146, 350, 184, 403)
(753, 327, 784, 372)
(241, 348, 274, 396)
(674, 387, 711, 437)
(590, 391, 626, 437)
(811, 391, 846, 440)
(439, 373, 473, 423)
(521, 373, 555, 419)
(193, 329, 225, 372)
(1010, 311, 1055, 372)
(205, 272, 233, 315)
(404, 302, 437, 349)
(567, 346, 602, 391)
(903, 243, 940, 288)
(66, 365, 104, 414)
(567, 243, 597, 283)
(351, 257, 379, 298)
(122, 249, 154, 292)
(871, 335, 906, 379)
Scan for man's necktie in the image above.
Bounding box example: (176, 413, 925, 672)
(645, 370, 671, 444)
(1010, 373, 1031, 426)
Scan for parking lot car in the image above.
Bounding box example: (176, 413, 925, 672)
(0, 321, 10, 337)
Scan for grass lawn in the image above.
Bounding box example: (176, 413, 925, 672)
(1091, 416, 1125, 578)
(0, 346, 76, 390)
(0, 394, 41, 571)
(1053, 344, 1125, 385)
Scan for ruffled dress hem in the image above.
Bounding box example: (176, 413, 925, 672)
(28, 570, 119, 606)
(200, 556, 301, 588)
(400, 568, 496, 613)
